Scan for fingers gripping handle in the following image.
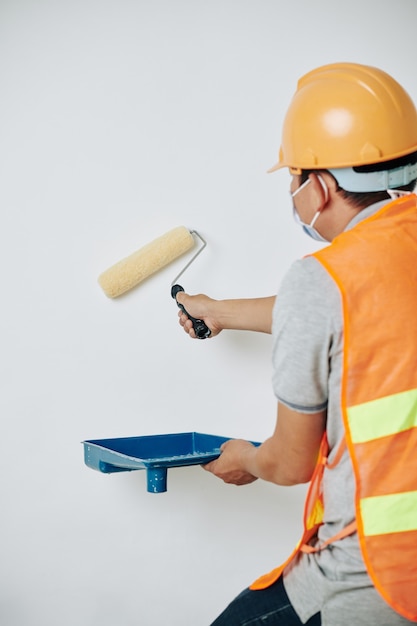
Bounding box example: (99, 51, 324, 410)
(171, 285, 211, 339)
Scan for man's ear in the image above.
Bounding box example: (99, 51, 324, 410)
(309, 173, 329, 209)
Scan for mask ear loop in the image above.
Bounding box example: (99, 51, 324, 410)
(291, 177, 311, 197)
(309, 211, 321, 228)
(317, 174, 329, 203)
(308, 174, 329, 228)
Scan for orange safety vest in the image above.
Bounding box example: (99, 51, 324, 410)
(251, 195, 417, 622)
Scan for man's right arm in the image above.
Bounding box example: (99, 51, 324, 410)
(175, 293, 276, 338)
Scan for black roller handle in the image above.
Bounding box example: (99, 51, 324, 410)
(171, 284, 211, 339)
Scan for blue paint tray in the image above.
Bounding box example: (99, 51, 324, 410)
(83, 432, 260, 493)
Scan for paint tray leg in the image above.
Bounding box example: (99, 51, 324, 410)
(147, 468, 167, 493)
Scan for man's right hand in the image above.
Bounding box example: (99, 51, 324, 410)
(176, 292, 223, 339)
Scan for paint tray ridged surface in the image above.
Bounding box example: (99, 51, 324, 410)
(83, 432, 259, 493)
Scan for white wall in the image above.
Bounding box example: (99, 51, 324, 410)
(1, 1, 416, 624)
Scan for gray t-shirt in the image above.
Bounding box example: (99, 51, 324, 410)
(271, 202, 413, 626)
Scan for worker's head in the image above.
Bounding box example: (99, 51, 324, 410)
(270, 63, 417, 208)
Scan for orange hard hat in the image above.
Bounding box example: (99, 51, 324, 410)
(269, 62, 417, 174)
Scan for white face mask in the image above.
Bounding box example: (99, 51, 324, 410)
(291, 177, 329, 242)
(292, 205, 328, 242)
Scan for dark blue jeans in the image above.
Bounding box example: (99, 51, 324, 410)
(210, 576, 321, 625)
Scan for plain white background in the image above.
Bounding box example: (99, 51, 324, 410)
(1, 1, 416, 624)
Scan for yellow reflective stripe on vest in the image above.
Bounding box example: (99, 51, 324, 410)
(360, 490, 417, 536)
(347, 387, 417, 444)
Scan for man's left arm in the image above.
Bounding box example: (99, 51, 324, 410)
(203, 402, 326, 486)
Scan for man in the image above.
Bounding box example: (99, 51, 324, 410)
(177, 63, 417, 625)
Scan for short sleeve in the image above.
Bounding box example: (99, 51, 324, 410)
(272, 256, 342, 413)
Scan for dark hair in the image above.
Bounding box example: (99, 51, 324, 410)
(301, 151, 417, 210)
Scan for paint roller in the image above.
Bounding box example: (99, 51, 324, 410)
(98, 225, 211, 339)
